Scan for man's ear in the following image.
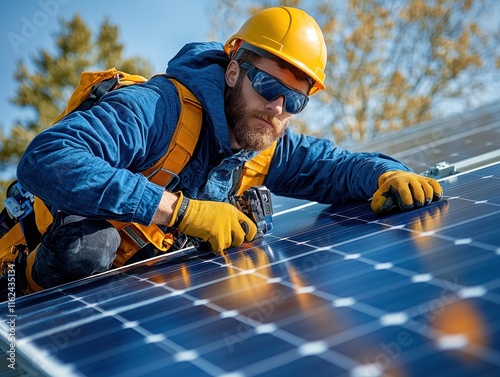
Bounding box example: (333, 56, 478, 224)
(225, 60, 240, 88)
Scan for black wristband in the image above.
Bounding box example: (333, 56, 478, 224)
(174, 196, 190, 227)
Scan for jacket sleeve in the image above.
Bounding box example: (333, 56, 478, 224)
(16, 76, 181, 226)
(265, 130, 412, 203)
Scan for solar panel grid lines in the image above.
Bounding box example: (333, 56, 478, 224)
(58, 306, 225, 377)
(17, 280, 229, 374)
(15, 247, 358, 374)
(68, 258, 370, 376)
(351, 100, 500, 148)
(390, 121, 499, 159)
(1, 162, 500, 377)
(351, 101, 500, 173)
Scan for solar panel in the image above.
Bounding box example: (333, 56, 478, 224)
(351, 100, 500, 173)
(1, 161, 499, 377)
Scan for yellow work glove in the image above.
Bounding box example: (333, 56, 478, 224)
(173, 193, 257, 253)
(371, 170, 443, 214)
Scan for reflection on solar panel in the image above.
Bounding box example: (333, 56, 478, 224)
(1, 160, 499, 377)
(351, 100, 500, 173)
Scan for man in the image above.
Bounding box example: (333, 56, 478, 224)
(16, 7, 442, 292)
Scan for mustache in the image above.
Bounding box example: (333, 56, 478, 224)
(250, 110, 282, 130)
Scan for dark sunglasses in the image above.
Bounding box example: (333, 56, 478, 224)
(239, 62, 309, 114)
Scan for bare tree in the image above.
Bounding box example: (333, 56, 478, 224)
(210, 0, 500, 145)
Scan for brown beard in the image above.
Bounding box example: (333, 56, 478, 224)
(225, 76, 287, 151)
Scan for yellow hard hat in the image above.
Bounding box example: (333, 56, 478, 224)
(224, 6, 327, 95)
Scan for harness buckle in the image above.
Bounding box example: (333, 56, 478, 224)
(146, 168, 180, 190)
(3, 182, 35, 221)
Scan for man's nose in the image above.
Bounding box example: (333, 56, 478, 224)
(266, 96, 285, 115)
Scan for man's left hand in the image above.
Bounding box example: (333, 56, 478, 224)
(371, 170, 443, 214)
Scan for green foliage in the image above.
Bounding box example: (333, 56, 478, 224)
(1, 14, 153, 165)
(0, 13, 153, 203)
(210, 0, 500, 146)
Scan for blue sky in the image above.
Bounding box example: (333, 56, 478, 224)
(1, 0, 212, 135)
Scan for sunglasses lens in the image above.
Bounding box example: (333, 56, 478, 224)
(244, 64, 308, 114)
(283, 90, 308, 114)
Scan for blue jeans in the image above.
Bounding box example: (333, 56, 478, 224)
(31, 213, 121, 289)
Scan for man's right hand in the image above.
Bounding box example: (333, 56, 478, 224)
(177, 197, 257, 253)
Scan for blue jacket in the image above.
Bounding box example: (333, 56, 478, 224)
(17, 42, 411, 226)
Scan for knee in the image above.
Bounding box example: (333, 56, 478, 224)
(32, 216, 121, 288)
(74, 219, 121, 271)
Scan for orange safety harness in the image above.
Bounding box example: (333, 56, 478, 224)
(0, 68, 276, 271)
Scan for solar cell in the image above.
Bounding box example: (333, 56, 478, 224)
(351, 100, 500, 173)
(1, 162, 499, 376)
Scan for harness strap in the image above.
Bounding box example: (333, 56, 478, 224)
(110, 78, 203, 266)
(52, 67, 148, 124)
(74, 77, 120, 113)
(237, 141, 277, 195)
(0, 208, 16, 238)
(141, 78, 203, 188)
(19, 212, 42, 252)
